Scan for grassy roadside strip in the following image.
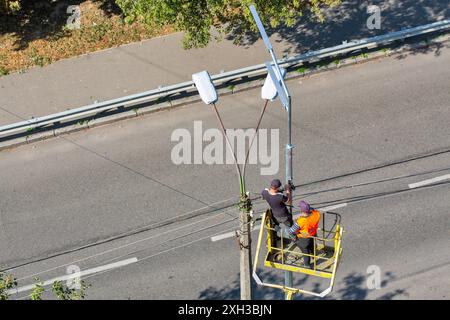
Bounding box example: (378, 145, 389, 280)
(0, 1, 173, 77)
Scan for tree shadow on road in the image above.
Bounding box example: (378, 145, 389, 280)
(198, 269, 286, 300)
(394, 40, 450, 60)
(305, 271, 408, 300)
(227, 0, 450, 55)
(198, 269, 407, 300)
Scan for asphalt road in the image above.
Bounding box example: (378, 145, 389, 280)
(1, 43, 449, 300)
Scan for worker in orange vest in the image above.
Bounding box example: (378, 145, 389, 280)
(288, 201, 321, 268)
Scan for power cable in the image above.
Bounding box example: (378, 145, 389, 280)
(0, 201, 239, 273)
(14, 208, 238, 280)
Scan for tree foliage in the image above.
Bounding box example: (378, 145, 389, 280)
(0, 272, 89, 300)
(0, 0, 21, 14)
(0, 273, 17, 300)
(52, 280, 90, 300)
(115, 0, 341, 49)
(29, 278, 45, 301)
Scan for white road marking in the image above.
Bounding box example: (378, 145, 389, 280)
(211, 225, 261, 242)
(318, 203, 348, 212)
(211, 231, 237, 242)
(8, 257, 138, 295)
(408, 174, 450, 189)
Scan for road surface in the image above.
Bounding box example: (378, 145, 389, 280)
(1, 43, 449, 300)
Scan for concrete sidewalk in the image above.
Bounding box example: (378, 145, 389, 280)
(0, 0, 448, 126)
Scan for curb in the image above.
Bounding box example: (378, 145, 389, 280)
(1, 32, 449, 152)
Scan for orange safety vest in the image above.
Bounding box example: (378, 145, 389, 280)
(295, 210, 321, 238)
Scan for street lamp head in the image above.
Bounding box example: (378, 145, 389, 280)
(192, 71, 218, 105)
(261, 67, 286, 101)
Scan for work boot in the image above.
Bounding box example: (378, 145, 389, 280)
(274, 252, 286, 263)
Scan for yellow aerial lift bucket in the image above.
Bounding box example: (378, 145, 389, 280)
(252, 209, 344, 299)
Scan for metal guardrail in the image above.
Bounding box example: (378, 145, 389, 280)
(1, 19, 449, 139)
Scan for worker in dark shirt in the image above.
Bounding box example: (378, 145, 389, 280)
(261, 179, 293, 227)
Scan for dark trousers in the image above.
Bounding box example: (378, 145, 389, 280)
(272, 214, 293, 228)
(295, 237, 314, 265)
(271, 215, 293, 251)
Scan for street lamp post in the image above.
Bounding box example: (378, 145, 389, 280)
(193, 4, 296, 299)
(250, 4, 295, 299)
(192, 70, 253, 300)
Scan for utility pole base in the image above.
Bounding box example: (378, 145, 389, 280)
(240, 207, 253, 300)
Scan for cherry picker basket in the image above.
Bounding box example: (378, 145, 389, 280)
(253, 209, 344, 298)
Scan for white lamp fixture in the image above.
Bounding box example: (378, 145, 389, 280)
(192, 71, 218, 105)
(261, 67, 286, 101)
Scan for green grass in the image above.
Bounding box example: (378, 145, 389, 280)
(433, 34, 446, 40)
(0, 66, 9, 76)
(0, 1, 174, 75)
(84, 23, 111, 44)
(359, 53, 369, 59)
(28, 48, 51, 67)
(296, 67, 307, 74)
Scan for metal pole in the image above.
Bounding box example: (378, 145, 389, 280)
(249, 4, 294, 300)
(239, 195, 253, 300)
(212, 103, 253, 300)
(284, 96, 293, 299)
(238, 99, 270, 300)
